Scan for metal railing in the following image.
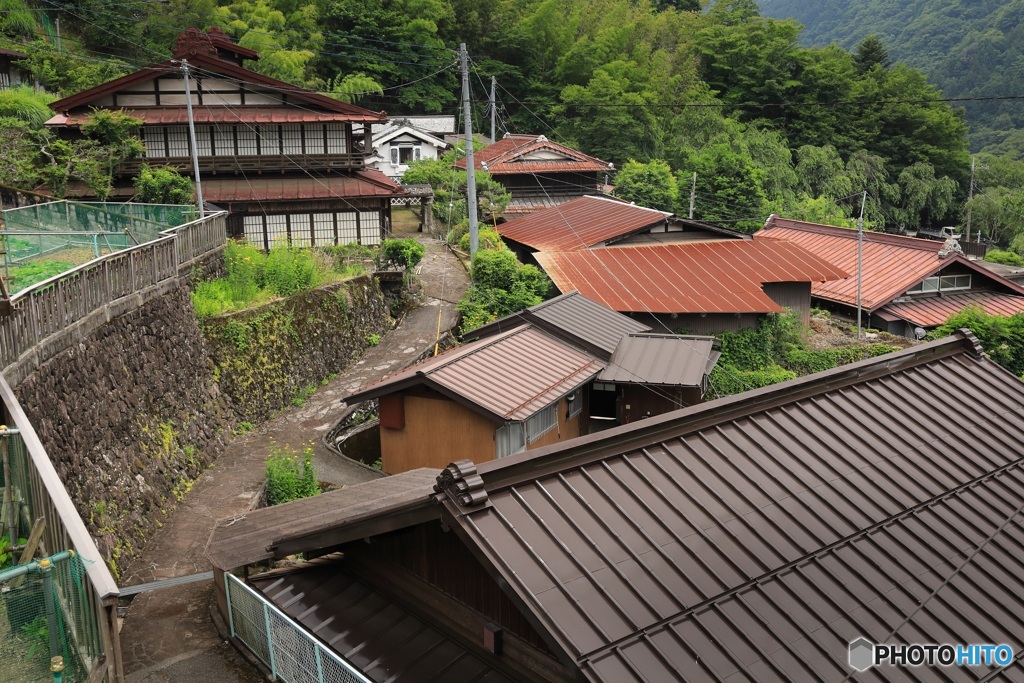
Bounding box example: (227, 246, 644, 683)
(0, 211, 226, 371)
(224, 572, 371, 683)
(0, 375, 122, 681)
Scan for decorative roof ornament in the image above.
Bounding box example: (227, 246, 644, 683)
(938, 236, 963, 259)
(434, 459, 489, 512)
(172, 27, 219, 59)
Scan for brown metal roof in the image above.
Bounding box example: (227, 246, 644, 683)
(757, 216, 1024, 310)
(205, 468, 437, 571)
(429, 331, 1024, 681)
(597, 333, 720, 386)
(0, 47, 27, 59)
(200, 171, 404, 203)
(498, 196, 669, 252)
(344, 325, 605, 421)
(467, 290, 651, 357)
(251, 562, 513, 683)
(881, 290, 1024, 327)
(535, 241, 848, 314)
(455, 134, 611, 175)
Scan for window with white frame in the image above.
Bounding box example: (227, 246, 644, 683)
(288, 214, 312, 247)
(526, 403, 558, 444)
(166, 126, 189, 157)
(495, 422, 526, 458)
(266, 214, 288, 246)
(360, 211, 382, 245)
(326, 124, 347, 154)
(907, 274, 971, 294)
(313, 213, 334, 245)
(237, 126, 258, 155)
(282, 125, 303, 154)
(242, 215, 265, 249)
(261, 125, 281, 155)
(142, 127, 166, 158)
(305, 125, 325, 155)
(337, 212, 358, 243)
(196, 125, 213, 156)
(213, 125, 234, 156)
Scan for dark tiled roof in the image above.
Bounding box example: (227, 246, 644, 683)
(205, 468, 437, 570)
(597, 333, 719, 386)
(252, 562, 513, 683)
(535, 241, 848, 314)
(467, 291, 650, 357)
(757, 216, 1024, 310)
(498, 195, 669, 252)
(430, 331, 1024, 681)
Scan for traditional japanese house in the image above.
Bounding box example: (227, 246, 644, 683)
(209, 329, 1024, 683)
(44, 27, 405, 248)
(0, 47, 28, 90)
(758, 215, 1024, 336)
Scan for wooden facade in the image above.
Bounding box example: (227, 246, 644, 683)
(379, 390, 583, 474)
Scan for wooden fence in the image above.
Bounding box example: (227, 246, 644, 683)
(0, 211, 227, 373)
(0, 375, 125, 681)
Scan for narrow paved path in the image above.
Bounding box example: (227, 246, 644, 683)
(119, 233, 468, 681)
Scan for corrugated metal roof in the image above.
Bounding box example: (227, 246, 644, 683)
(206, 468, 437, 571)
(251, 562, 513, 683)
(200, 171, 404, 202)
(455, 134, 611, 175)
(757, 216, 1024, 310)
(467, 291, 651, 357)
(597, 333, 719, 386)
(498, 195, 669, 252)
(432, 331, 1024, 682)
(534, 241, 848, 314)
(56, 107, 364, 127)
(345, 325, 605, 421)
(881, 290, 1024, 327)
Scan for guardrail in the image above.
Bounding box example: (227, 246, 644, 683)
(0, 375, 123, 682)
(0, 211, 226, 374)
(225, 572, 371, 683)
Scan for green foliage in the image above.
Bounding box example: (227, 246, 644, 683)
(133, 165, 195, 205)
(614, 159, 679, 211)
(233, 421, 254, 435)
(0, 536, 27, 569)
(931, 307, 1024, 377)
(0, 86, 55, 129)
(458, 249, 550, 334)
(264, 442, 319, 505)
(457, 227, 504, 253)
(403, 146, 510, 225)
(380, 238, 426, 269)
(263, 245, 324, 296)
(330, 73, 384, 105)
(8, 260, 76, 291)
(985, 250, 1024, 267)
(366, 333, 381, 346)
(0, 0, 34, 37)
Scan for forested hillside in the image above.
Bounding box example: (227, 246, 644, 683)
(760, 0, 1024, 155)
(3, 0, 1024, 247)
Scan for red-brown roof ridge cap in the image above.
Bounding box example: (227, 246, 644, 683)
(761, 215, 952, 252)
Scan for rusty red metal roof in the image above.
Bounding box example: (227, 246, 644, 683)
(881, 290, 1024, 327)
(252, 561, 513, 683)
(757, 216, 1024, 310)
(428, 330, 1024, 682)
(534, 241, 848, 314)
(200, 171, 404, 202)
(51, 107, 363, 127)
(498, 195, 670, 252)
(455, 134, 611, 175)
(345, 325, 605, 421)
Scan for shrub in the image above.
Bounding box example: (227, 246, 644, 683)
(471, 249, 520, 291)
(984, 249, 1024, 267)
(446, 220, 469, 247)
(264, 442, 319, 505)
(133, 164, 195, 204)
(263, 245, 323, 296)
(458, 227, 505, 253)
(710, 364, 796, 397)
(931, 306, 1024, 376)
(380, 238, 426, 269)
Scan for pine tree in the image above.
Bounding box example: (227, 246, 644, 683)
(854, 35, 891, 73)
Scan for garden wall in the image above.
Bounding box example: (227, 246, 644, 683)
(200, 275, 392, 423)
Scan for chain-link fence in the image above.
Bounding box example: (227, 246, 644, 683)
(1, 201, 196, 295)
(0, 552, 95, 682)
(225, 573, 371, 683)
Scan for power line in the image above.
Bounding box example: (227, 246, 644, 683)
(525, 94, 1024, 110)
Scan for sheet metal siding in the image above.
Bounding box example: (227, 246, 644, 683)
(536, 241, 846, 314)
(455, 353, 1024, 681)
(598, 335, 717, 386)
(497, 196, 668, 252)
(882, 290, 1024, 327)
(348, 524, 554, 651)
(253, 567, 513, 683)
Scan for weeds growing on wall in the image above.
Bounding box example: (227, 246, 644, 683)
(265, 442, 320, 505)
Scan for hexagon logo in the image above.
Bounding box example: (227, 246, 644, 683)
(849, 638, 874, 672)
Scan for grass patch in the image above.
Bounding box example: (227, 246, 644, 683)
(7, 260, 76, 291)
(265, 442, 319, 505)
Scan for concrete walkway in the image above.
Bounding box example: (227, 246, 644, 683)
(119, 233, 468, 681)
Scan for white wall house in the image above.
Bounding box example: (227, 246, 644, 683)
(368, 124, 450, 180)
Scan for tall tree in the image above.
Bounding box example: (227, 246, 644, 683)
(853, 35, 890, 73)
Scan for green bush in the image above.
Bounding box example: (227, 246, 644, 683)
(381, 238, 426, 269)
(984, 249, 1024, 267)
(471, 249, 521, 291)
(931, 306, 1024, 376)
(265, 442, 319, 505)
(446, 220, 469, 246)
(710, 364, 796, 396)
(458, 227, 505, 253)
(263, 245, 323, 296)
(8, 260, 75, 291)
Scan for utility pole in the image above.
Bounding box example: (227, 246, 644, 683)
(178, 60, 205, 219)
(966, 156, 975, 243)
(55, 17, 61, 54)
(459, 44, 478, 257)
(857, 191, 866, 339)
(490, 76, 496, 144)
(688, 172, 697, 220)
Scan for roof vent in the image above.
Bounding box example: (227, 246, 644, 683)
(434, 459, 489, 512)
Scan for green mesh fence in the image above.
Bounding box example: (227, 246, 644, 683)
(1, 201, 196, 295)
(0, 553, 94, 683)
